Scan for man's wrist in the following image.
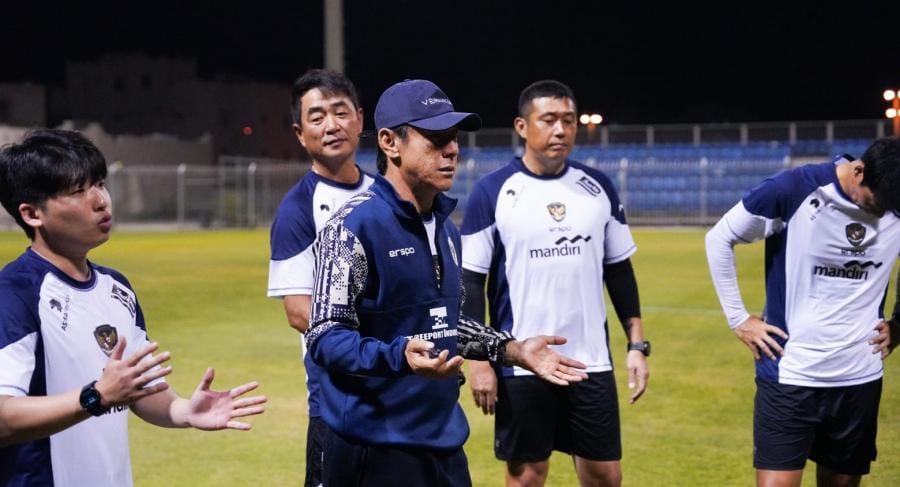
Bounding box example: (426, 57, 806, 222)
(627, 340, 651, 357)
(79, 381, 110, 416)
(498, 339, 518, 367)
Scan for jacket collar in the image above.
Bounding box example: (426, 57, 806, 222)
(371, 175, 457, 226)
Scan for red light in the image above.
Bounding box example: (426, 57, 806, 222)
(242, 125, 253, 136)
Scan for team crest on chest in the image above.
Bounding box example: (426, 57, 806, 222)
(93, 324, 119, 356)
(845, 223, 866, 247)
(547, 202, 566, 222)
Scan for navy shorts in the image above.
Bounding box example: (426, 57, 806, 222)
(304, 416, 327, 487)
(754, 378, 881, 475)
(495, 371, 621, 462)
(322, 425, 471, 487)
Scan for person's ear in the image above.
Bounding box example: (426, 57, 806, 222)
(18, 203, 43, 231)
(378, 128, 401, 159)
(514, 116, 528, 139)
(292, 123, 307, 149)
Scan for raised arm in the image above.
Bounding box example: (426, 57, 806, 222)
(130, 367, 265, 431)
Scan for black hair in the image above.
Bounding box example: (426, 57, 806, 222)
(860, 136, 900, 215)
(376, 125, 409, 175)
(0, 129, 107, 240)
(290, 69, 361, 125)
(517, 79, 577, 118)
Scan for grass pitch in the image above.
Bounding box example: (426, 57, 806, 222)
(0, 228, 897, 486)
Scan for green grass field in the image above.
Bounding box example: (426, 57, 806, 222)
(0, 228, 897, 486)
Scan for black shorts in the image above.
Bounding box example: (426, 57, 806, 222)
(322, 425, 471, 487)
(754, 378, 881, 475)
(305, 416, 327, 487)
(494, 371, 621, 462)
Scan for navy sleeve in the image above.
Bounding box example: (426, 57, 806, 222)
(306, 217, 412, 377)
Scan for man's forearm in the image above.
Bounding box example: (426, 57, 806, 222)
(283, 294, 311, 333)
(308, 324, 412, 377)
(131, 389, 187, 429)
(0, 391, 90, 447)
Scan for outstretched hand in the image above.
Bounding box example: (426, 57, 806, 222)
(95, 336, 172, 408)
(405, 338, 464, 380)
(504, 335, 588, 386)
(733, 315, 788, 360)
(182, 368, 266, 431)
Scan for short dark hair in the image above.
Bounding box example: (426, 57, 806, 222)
(0, 129, 107, 240)
(517, 79, 577, 118)
(860, 136, 900, 215)
(290, 69, 361, 125)
(376, 125, 409, 175)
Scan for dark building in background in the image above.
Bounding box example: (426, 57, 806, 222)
(63, 54, 300, 161)
(0, 83, 47, 127)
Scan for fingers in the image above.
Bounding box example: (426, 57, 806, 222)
(232, 395, 268, 410)
(110, 336, 127, 360)
(557, 357, 588, 370)
(231, 404, 266, 420)
(539, 335, 568, 346)
(139, 365, 173, 384)
(755, 334, 784, 360)
(230, 381, 261, 398)
(197, 367, 215, 392)
(869, 322, 890, 357)
(629, 366, 649, 404)
(124, 341, 160, 367)
(471, 388, 497, 415)
(765, 325, 789, 341)
(406, 339, 433, 353)
(555, 365, 588, 381)
(442, 356, 464, 374)
(135, 350, 171, 374)
(225, 420, 253, 431)
(541, 371, 571, 386)
(743, 341, 761, 360)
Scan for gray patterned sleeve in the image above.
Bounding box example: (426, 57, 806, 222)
(306, 217, 367, 348)
(457, 315, 514, 363)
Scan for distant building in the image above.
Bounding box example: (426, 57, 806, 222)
(64, 54, 300, 161)
(0, 83, 47, 127)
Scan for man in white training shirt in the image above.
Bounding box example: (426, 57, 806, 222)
(705, 137, 900, 487)
(0, 129, 267, 487)
(266, 69, 373, 487)
(461, 80, 650, 487)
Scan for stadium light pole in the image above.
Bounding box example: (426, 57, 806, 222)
(885, 89, 900, 137)
(579, 113, 603, 141)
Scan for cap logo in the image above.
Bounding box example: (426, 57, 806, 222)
(421, 97, 451, 106)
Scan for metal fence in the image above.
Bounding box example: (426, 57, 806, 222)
(357, 118, 892, 151)
(0, 117, 890, 231)
(0, 156, 793, 231)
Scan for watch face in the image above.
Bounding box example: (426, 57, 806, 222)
(80, 382, 107, 416)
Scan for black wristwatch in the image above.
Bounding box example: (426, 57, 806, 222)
(79, 381, 109, 416)
(627, 341, 651, 357)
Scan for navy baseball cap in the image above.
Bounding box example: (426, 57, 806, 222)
(374, 79, 481, 132)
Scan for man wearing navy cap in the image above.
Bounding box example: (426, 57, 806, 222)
(306, 79, 589, 486)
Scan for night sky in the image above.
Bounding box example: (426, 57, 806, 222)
(3, 1, 899, 128)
